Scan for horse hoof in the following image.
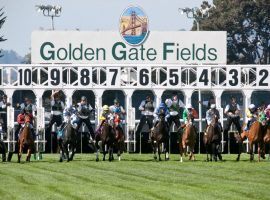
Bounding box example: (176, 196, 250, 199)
(59, 158, 63, 162)
(154, 156, 157, 160)
(96, 158, 99, 162)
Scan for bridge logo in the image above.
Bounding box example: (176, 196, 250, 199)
(120, 6, 149, 46)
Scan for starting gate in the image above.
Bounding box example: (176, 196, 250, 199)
(1, 64, 270, 153)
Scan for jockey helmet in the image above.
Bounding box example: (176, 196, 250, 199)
(81, 96, 87, 101)
(249, 104, 256, 110)
(165, 98, 172, 107)
(266, 104, 270, 110)
(210, 104, 216, 109)
(102, 105, 109, 111)
(159, 102, 166, 108)
(114, 99, 119, 104)
(187, 104, 193, 109)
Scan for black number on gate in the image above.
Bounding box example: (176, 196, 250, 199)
(51, 69, 60, 86)
(109, 69, 118, 85)
(140, 69, 149, 85)
(19, 69, 31, 86)
(199, 69, 209, 86)
(80, 69, 90, 86)
(0, 68, 2, 85)
(259, 69, 268, 86)
(229, 69, 238, 86)
(169, 69, 178, 85)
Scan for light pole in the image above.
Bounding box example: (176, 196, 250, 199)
(36, 5, 62, 30)
(179, 1, 215, 31)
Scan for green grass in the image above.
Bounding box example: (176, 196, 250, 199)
(0, 153, 269, 200)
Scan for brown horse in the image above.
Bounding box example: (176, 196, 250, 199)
(18, 121, 35, 163)
(113, 114, 125, 161)
(179, 114, 196, 162)
(203, 115, 222, 162)
(241, 120, 264, 161)
(150, 111, 169, 161)
(95, 120, 115, 162)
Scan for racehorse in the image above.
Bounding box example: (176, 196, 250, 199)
(18, 118, 34, 163)
(113, 114, 125, 161)
(150, 110, 169, 161)
(58, 120, 77, 162)
(241, 120, 264, 161)
(203, 115, 222, 162)
(95, 120, 115, 162)
(179, 114, 196, 162)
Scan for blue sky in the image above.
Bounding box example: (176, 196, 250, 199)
(0, 0, 212, 57)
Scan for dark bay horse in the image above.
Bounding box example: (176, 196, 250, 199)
(179, 114, 196, 162)
(95, 120, 115, 162)
(113, 114, 125, 161)
(58, 121, 77, 162)
(150, 111, 169, 161)
(18, 121, 34, 163)
(203, 115, 222, 162)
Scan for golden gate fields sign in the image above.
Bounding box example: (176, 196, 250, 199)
(31, 31, 227, 64)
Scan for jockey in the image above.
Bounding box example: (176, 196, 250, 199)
(244, 104, 258, 131)
(182, 104, 198, 132)
(96, 105, 113, 134)
(19, 97, 37, 116)
(165, 93, 185, 129)
(135, 96, 155, 136)
(47, 90, 65, 134)
(206, 104, 223, 132)
(17, 106, 35, 139)
(76, 96, 95, 140)
(58, 104, 78, 133)
(264, 104, 270, 121)
(153, 102, 170, 128)
(0, 94, 11, 134)
(109, 99, 126, 127)
(182, 104, 198, 125)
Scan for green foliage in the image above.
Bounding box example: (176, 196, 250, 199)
(0, 154, 270, 199)
(193, 0, 270, 64)
(0, 8, 6, 57)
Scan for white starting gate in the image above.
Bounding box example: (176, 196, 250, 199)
(1, 64, 270, 153)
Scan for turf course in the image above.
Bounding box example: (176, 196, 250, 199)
(0, 153, 269, 200)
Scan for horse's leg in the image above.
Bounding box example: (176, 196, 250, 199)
(158, 143, 162, 161)
(179, 141, 183, 162)
(102, 143, 106, 161)
(95, 140, 100, 162)
(64, 143, 70, 162)
(165, 140, 169, 161)
(108, 145, 113, 162)
(18, 142, 23, 163)
(152, 141, 157, 160)
(26, 148, 31, 162)
(249, 142, 254, 161)
(258, 142, 261, 162)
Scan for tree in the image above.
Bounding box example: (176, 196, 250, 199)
(0, 8, 6, 57)
(193, 0, 270, 64)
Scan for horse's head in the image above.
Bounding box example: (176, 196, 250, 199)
(210, 115, 218, 126)
(158, 109, 166, 121)
(187, 113, 194, 125)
